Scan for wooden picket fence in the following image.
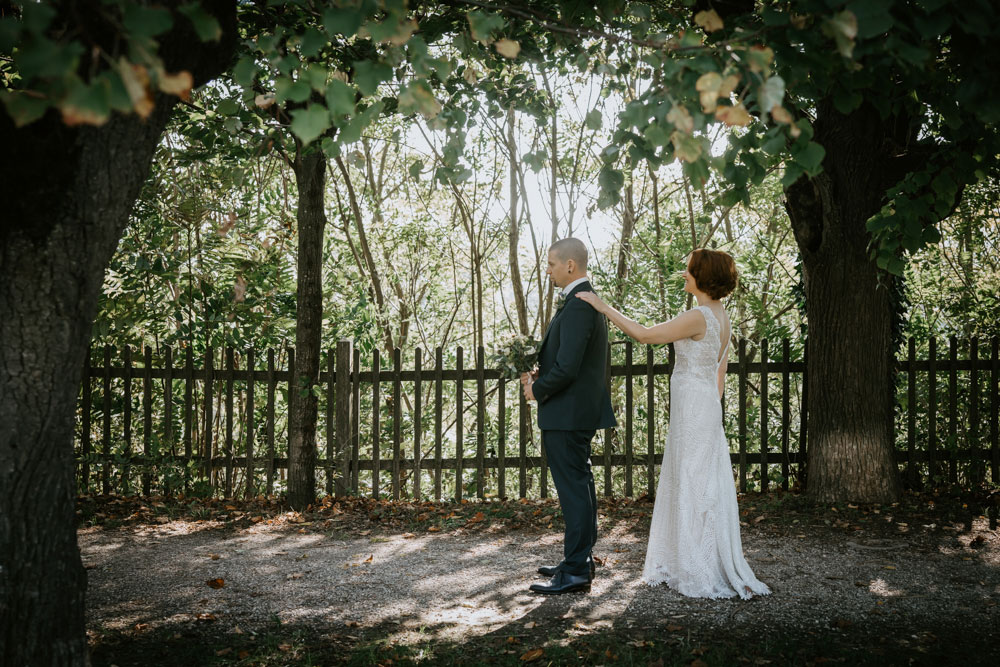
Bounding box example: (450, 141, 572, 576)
(75, 336, 1000, 499)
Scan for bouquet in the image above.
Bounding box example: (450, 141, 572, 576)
(490, 334, 541, 380)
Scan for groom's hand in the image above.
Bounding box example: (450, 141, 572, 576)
(522, 380, 536, 402)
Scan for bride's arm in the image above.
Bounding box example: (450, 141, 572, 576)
(575, 292, 705, 345)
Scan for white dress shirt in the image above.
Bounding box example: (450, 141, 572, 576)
(562, 276, 590, 296)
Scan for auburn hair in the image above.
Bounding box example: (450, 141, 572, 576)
(687, 248, 738, 300)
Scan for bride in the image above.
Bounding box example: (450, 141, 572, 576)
(576, 248, 770, 599)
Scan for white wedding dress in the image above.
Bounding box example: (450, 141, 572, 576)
(642, 305, 771, 599)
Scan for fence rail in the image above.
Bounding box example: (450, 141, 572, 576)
(75, 336, 1000, 499)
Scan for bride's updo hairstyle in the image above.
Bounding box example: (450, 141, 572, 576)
(687, 248, 738, 299)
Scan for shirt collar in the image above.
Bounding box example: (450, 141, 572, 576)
(561, 276, 589, 296)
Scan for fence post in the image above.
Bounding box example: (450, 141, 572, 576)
(123, 345, 133, 494)
(245, 348, 255, 499)
(760, 338, 769, 492)
(326, 348, 335, 497)
(928, 336, 937, 482)
(476, 346, 486, 499)
(143, 345, 153, 496)
(372, 347, 381, 499)
(992, 337, 999, 485)
(646, 344, 655, 497)
(413, 347, 423, 501)
(970, 338, 980, 484)
(184, 346, 194, 493)
(625, 340, 634, 498)
(224, 347, 234, 498)
(352, 347, 361, 495)
(335, 339, 352, 498)
(81, 351, 92, 493)
(102, 345, 113, 495)
(738, 339, 747, 492)
(907, 337, 917, 487)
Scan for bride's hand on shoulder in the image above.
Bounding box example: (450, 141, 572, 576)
(575, 291, 606, 313)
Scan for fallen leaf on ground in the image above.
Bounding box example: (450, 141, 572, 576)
(208, 554, 221, 560)
(520, 648, 544, 662)
(205, 578, 225, 589)
(523, 621, 536, 629)
(215, 647, 232, 656)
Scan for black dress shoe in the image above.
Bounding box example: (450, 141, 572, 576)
(529, 571, 591, 595)
(537, 559, 595, 578)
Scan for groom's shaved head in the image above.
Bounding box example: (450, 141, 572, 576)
(550, 238, 588, 270)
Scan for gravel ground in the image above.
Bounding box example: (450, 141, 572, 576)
(81, 499, 1000, 653)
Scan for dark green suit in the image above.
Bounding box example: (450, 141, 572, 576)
(533, 279, 616, 576)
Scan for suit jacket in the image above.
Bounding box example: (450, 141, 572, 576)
(533, 280, 617, 431)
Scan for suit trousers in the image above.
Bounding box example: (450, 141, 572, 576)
(543, 429, 598, 576)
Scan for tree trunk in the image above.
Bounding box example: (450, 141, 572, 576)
(0, 6, 234, 663)
(507, 107, 530, 336)
(287, 151, 327, 509)
(785, 101, 903, 504)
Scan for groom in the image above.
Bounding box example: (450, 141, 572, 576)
(521, 238, 616, 595)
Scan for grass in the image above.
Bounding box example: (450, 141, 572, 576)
(88, 615, 992, 666)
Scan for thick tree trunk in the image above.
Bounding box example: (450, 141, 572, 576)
(287, 152, 327, 509)
(0, 4, 235, 663)
(785, 101, 903, 504)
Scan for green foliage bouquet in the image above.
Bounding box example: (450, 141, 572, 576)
(490, 334, 541, 380)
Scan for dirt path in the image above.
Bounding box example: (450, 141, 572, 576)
(81, 494, 1000, 664)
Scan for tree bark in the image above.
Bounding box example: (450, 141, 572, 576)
(784, 100, 904, 504)
(0, 3, 236, 662)
(507, 107, 530, 336)
(287, 151, 327, 509)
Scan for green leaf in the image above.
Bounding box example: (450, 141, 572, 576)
(467, 11, 505, 43)
(761, 8, 790, 26)
(397, 80, 441, 118)
(325, 79, 356, 116)
(60, 76, 112, 126)
(408, 159, 423, 180)
(0, 91, 48, 127)
(598, 166, 625, 194)
(324, 8, 364, 36)
(643, 123, 670, 147)
(0, 17, 19, 53)
(823, 10, 858, 58)
(780, 161, 805, 188)
(833, 86, 863, 114)
(275, 78, 312, 105)
(20, 2, 55, 35)
(179, 4, 222, 42)
(299, 28, 327, 58)
(232, 57, 259, 89)
(792, 141, 826, 175)
(584, 109, 603, 131)
(913, 11, 951, 38)
(216, 98, 240, 116)
(353, 60, 392, 97)
(123, 5, 174, 39)
(849, 0, 894, 40)
(290, 104, 331, 145)
(758, 76, 785, 114)
(15, 38, 83, 80)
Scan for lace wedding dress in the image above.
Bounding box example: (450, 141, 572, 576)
(642, 305, 771, 599)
